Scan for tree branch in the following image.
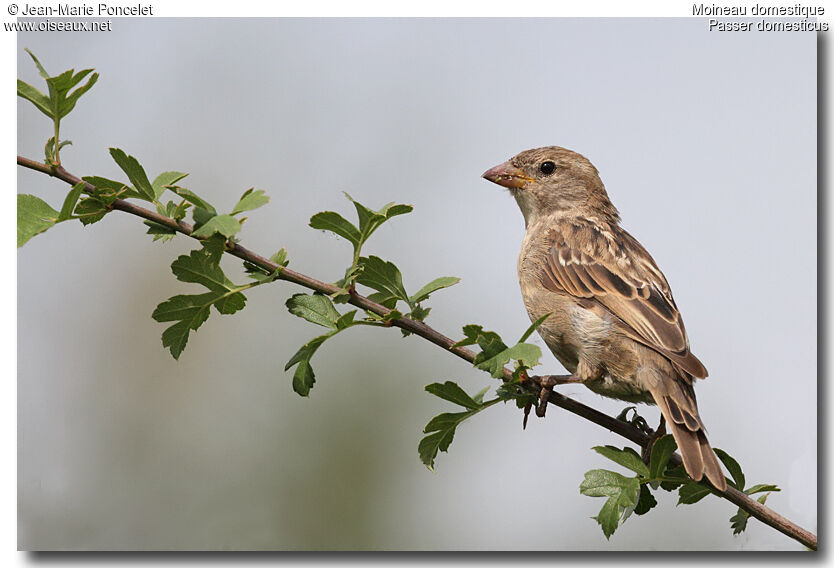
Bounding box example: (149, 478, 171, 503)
(17, 155, 817, 551)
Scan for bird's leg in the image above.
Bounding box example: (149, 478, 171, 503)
(641, 415, 667, 464)
(530, 374, 583, 418)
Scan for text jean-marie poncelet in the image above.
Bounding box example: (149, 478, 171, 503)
(19, 3, 152, 16)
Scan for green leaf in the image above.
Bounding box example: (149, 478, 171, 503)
(153, 247, 246, 359)
(580, 469, 640, 539)
(471, 386, 490, 405)
(518, 312, 552, 343)
(452, 324, 494, 349)
(192, 206, 216, 229)
(269, 248, 289, 266)
(357, 256, 409, 303)
(190, 214, 241, 239)
(170, 248, 236, 291)
(593, 497, 623, 539)
(593, 445, 650, 478)
(57, 182, 85, 221)
(309, 211, 361, 247)
(713, 448, 743, 491)
(475, 341, 542, 379)
(425, 381, 483, 410)
(244, 262, 270, 280)
(44, 138, 73, 164)
(335, 310, 357, 330)
(648, 434, 678, 479)
(144, 221, 177, 243)
(151, 171, 188, 200)
(109, 148, 155, 201)
(17, 194, 58, 247)
(408, 304, 431, 322)
(81, 176, 128, 201)
(153, 292, 215, 323)
(74, 197, 108, 225)
(286, 293, 341, 329)
(231, 188, 269, 215)
(285, 331, 337, 396)
(25, 48, 50, 79)
(200, 234, 226, 263)
(343, 194, 413, 248)
(169, 186, 217, 215)
(634, 484, 658, 515)
(347, 194, 413, 242)
(580, 469, 640, 499)
(153, 289, 244, 360)
(213, 291, 247, 315)
(495, 380, 538, 408)
(419, 411, 470, 471)
(419, 381, 495, 471)
(677, 482, 712, 505)
(729, 508, 749, 535)
(58, 70, 98, 118)
(20, 51, 97, 124)
(659, 464, 688, 491)
(367, 291, 399, 310)
(171, 200, 190, 221)
(17, 79, 52, 117)
(744, 483, 780, 495)
(408, 276, 460, 304)
(152, 293, 214, 359)
(377, 202, 413, 219)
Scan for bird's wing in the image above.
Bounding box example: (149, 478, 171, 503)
(540, 222, 707, 378)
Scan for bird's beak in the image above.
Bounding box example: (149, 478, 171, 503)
(482, 161, 534, 189)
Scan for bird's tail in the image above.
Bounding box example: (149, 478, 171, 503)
(647, 377, 727, 491)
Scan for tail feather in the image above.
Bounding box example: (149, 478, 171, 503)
(649, 381, 727, 492)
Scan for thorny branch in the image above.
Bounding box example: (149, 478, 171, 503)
(17, 155, 818, 551)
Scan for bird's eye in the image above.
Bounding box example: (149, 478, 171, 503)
(539, 161, 556, 175)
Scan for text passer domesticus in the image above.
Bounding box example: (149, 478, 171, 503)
(483, 146, 726, 491)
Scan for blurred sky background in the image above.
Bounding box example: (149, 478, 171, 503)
(17, 18, 816, 550)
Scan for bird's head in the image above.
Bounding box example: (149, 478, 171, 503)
(482, 146, 619, 227)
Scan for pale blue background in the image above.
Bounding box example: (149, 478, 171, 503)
(17, 19, 816, 550)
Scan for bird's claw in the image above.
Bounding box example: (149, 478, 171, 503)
(535, 375, 557, 418)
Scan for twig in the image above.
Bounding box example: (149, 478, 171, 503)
(17, 155, 818, 551)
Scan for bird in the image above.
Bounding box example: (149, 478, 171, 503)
(482, 146, 726, 491)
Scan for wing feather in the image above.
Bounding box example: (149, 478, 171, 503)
(541, 223, 707, 378)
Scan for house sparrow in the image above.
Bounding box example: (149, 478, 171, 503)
(482, 146, 726, 491)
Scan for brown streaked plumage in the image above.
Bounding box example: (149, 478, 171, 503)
(483, 146, 726, 491)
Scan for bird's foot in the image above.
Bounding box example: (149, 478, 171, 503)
(529, 374, 582, 419)
(617, 405, 651, 434)
(520, 374, 581, 428)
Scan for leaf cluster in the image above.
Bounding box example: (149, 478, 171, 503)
(452, 317, 546, 380)
(18, 51, 270, 252)
(284, 195, 461, 395)
(308, 194, 457, 325)
(582, 434, 780, 539)
(283, 293, 376, 396)
(17, 48, 98, 166)
(417, 319, 551, 470)
(418, 381, 496, 471)
(18, 55, 281, 361)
